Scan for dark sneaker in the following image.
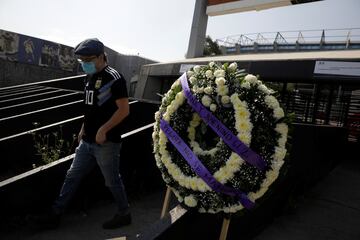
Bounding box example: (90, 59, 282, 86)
(102, 213, 131, 229)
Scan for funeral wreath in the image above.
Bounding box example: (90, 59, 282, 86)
(152, 62, 291, 214)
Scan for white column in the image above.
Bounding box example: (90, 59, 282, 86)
(186, 0, 208, 59)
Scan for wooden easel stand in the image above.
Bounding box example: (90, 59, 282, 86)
(160, 186, 232, 240)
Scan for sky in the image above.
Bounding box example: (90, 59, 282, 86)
(0, 0, 359, 62)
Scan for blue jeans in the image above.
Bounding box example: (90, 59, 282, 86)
(53, 140, 129, 215)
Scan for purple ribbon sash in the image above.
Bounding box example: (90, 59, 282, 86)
(180, 73, 266, 171)
(160, 119, 255, 209)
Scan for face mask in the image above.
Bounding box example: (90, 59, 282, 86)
(81, 62, 97, 74)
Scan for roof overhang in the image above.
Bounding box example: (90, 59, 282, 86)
(206, 0, 322, 16)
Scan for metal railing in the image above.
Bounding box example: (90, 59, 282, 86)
(277, 84, 360, 142)
(217, 28, 360, 54)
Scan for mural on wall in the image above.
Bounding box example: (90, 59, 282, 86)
(59, 45, 77, 71)
(40, 41, 60, 67)
(0, 30, 19, 61)
(0, 29, 77, 72)
(18, 35, 42, 64)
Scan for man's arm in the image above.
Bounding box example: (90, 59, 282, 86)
(78, 123, 85, 143)
(95, 98, 129, 144)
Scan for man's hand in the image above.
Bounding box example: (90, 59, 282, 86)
(95, 98, 129, 145)
(96, 127, 107, 144)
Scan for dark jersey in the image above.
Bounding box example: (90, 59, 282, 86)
(82, 65, 128, 143)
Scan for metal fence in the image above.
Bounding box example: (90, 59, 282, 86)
(277, 84, 360, 142)
(217, 28, 360, 54)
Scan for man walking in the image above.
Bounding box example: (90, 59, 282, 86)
(42, 38, 131, 229)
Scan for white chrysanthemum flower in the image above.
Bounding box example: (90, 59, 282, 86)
(162, 155, 171, 165)
(187, 127, 195, 139)
(210, 104, 217, 112)
(154, 111, 160, 121)
(240, 81, 251, 89)
(274, 107, 285, 119)
(162, 112, 170, 121)
(272, 161, 284, 171)
(191, 143, 202, 154)
(170, 79, 179, 90)
(278, 136, 287, 148)
(174, 92, 184, 104)
(217, 85, 229, 96)
(187, 70, 194, 77)
(184, 195, 198, 207)
(244, 74, 257, 84)
(201, 95, 212, 107)
(152, 131, 157, 140)
(229, 206, 239, 213)
(207, 209, 216, 214)
(176, 91, 185, 101)
(238, 133, 251, 145)
(264, 95, 280, 109)
(230, 93, 239, 102)
(159, 145, 167, 155)
(229, 154, 243, 167)
(228, 62, 238, 71)
(167, 162, 176, 174)
(205, 70, 213, 79)
(166, 104, 175, 114)
(172, 168, 181, 179)
(235, 108, 250, 119)
(154, 155, 161, 166)
(214, 69, 225, 78)
(172, 188, 184, 202)
(193, 113, 201, 123)
(258, 84, 271, 94)
(190, 178, 198, 190)
(217, 167, 233, 184)
(189, 76, 197, 83)
(237, 119, 251, 131)
(215, 77, 226, 86)
(193, 65, 201, 73)
(275, 123, 288, 135)
(161, 97, 167, 104)
(197, 180, 208, 192)
(266, 171, 279, 184)
(273, 147, 287, 161)
(197, 87, 204, 94)
(209, 62, 215, 68)
(158, 132, 167, 144)
(214, 168, 227, 183)
(177, 175, 185, 187)
(204, 86, 213, 95)
(221, 95, 230, 104)
(223, 207, 230, 213)
(190, 119, 200, 127)
(251, 186, 269, 199)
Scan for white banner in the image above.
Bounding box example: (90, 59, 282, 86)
(179, 64, 196, 74)
(314, 61, 360, 77)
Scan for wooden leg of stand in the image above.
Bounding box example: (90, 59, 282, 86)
(160, 186, 171, 219)
(219, 217, 231, 240)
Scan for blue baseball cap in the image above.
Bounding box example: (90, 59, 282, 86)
(74, 38, 104, 56)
